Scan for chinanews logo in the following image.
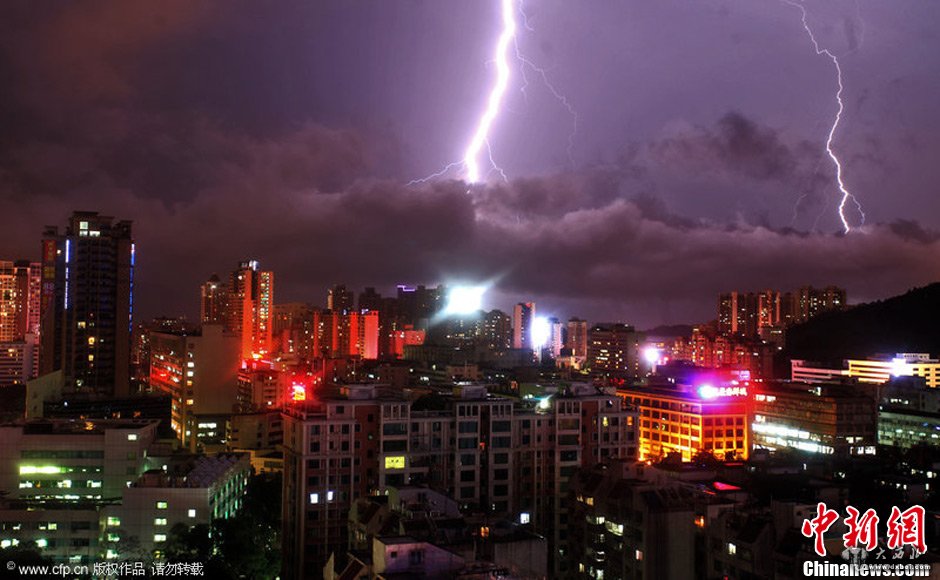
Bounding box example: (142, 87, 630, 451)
(800, 502, 932, 577)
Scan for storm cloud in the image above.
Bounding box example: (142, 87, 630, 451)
(1, 0, 939, 328)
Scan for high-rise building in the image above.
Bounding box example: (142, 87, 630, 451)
(1, 260, 41, 385)
(794, 285, 847, 323)
(0, 260, 41, 342)
(566, 318, 588, 358)
(199, 274, 227, 325)
(396, 284, 445, 328)
(327, 284, 355, 314)
(272, 302, 317, 359)
(481, 309, 512, 351)
(357, 287, 383, 312)
(548, 317, 564, 358)
(40, 212, 134, 397)
(587, 323, 642, 379)
(512, 302, 535, 350)
(148, 325, 241, 451)
(280, 383, 637, 578)
(717, 291, 759, 337)
(718, 286, 846, 336)
(225, 260, 274, 360)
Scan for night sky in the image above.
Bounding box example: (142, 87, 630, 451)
(1, 0, 939, 328)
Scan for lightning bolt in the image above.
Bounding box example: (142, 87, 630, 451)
(463, 0, 518, 184)
(513, 1, 579, 166)
(410, 0, 577, 186)
(784, 0, 865, 233)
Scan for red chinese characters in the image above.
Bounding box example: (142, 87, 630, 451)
(801, 502, 840, 557)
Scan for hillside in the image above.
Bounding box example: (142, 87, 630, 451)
(783, 283, 940, 364)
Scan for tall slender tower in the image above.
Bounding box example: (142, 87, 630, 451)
(512, 302, 535, 350)
(200, 274, 228, 325)
(40, 211, 134, 396)
(226, 260, 274, 359)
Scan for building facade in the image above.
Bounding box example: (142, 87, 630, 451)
(40, 212, 134, 397)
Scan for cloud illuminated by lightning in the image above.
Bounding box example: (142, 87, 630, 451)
(784, 0, 865, 233)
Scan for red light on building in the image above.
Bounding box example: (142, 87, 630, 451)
(291, 381, 307, 402)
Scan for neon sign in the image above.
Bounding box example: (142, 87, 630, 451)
(698, 385, 748, 399)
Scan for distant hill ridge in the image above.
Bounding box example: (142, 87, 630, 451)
(784, 282, 940, 364)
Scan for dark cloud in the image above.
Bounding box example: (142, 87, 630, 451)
(1, 1, 938, 328)
(637, 112, 804, 182)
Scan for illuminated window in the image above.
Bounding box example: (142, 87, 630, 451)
(188, 509, 196, 518)
(154, 518, 167, 526)
(728, 543, 737, 556)
(106, 517, 120, 527)
(694, 515, 705, 528)
(156, 501, 168, 510)
(154, 534, 167, 542)
(519, 512, 530, 524)
(309, 493, 319, 504)
(127, 433, 138, 441)
(635, 549, 643, 561)
(106, 533, 119, 542)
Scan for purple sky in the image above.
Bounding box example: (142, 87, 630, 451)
(1, 0, 939, 327)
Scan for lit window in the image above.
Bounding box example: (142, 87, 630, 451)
(309, 493, 319, 504)
(519, 512, 530, 525)
(35, 539, 48, 548)
(728, 543, 737, 556)
(154, 518, 167, 526)
(635, 549, 643, 561)
(156, 501, 168, 510)
(327, 490, 334, 501)
(188, 509, 196, 518)
(106, 517, 120, 527)
(127, 433, 138, 441)
(154, 534, 167, 542)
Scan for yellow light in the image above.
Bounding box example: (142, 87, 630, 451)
(384, 456, 405, 470)
(19, 465, 64, 475)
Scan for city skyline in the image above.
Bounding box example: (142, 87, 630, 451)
(1, 1, 939, 328)
(4, 3, 940, 579)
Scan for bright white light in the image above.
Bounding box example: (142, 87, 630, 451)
(531, 316, 550, 348)
(445, 286, 486, 315)
(643, 347, 661, 366)
(698, 384, 719, 400)
(891, 357, 911, 377)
